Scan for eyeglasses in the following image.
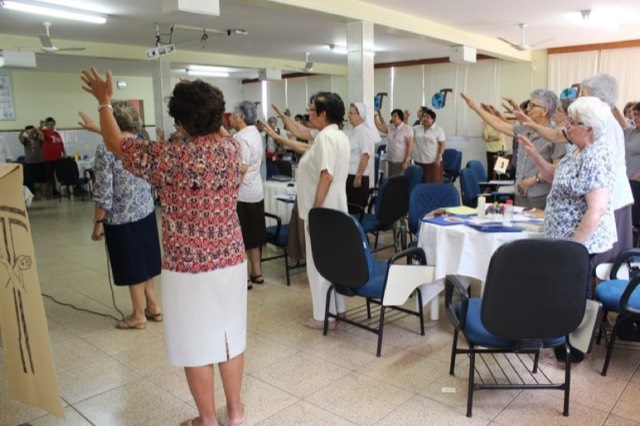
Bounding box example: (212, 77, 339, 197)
(526, 102, 544, 110)
(566, 120, 585, 127)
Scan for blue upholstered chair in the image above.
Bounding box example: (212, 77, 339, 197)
(262, 212, 304, 286)
(408, 183, 459, 245)
(308, 207, 443, 356)
(466, 160, 487, 182)
(445, 239, 590, 417)
(403, 165, 423, 195)
(442, 148, 462, 184)
(594, 248, 640, 376)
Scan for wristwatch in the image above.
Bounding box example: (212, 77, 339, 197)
(535, 173, 541, 184)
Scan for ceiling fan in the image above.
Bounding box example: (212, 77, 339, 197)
(39, 22, 86, 52)
(286, 52, 313, 73)
(498, 23, 551, 51)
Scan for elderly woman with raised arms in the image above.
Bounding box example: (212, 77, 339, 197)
(80, 68, 247, 426)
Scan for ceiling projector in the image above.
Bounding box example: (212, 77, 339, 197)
(146, 44, 176, 60)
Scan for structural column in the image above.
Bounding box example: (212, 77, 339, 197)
(347, 20, 376, 184)
(152, 57, 173, 137)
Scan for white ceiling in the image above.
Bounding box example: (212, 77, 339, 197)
(1, 0, 640, 78)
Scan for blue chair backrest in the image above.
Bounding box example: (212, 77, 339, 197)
(466, 160, 487, 182)
(408, 184, 460, 235)
(459, 168, 481, 208)
(404, 165, 423, 195)
(376, 143, 387, 155)
(374, 175, 409, 225)
(443, 149, 462, 182)
(266, 163, 279, 179)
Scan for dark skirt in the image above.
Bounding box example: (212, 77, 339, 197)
(415, 161, 443, 183)
(237, 199, 267, 249)
(103, 212, 162, 286)
(25, 162, 46, 184)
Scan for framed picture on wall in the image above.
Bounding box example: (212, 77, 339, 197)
(0, 72, 16, 120)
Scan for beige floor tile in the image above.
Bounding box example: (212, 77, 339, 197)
(260, 320, 333, 351)
(57, 356, 141, 403)
(255, 400, 358, 426)
(73, 377, 182, 425)
(145, 364, 213, 403)
(85, 324, 164, 355)
(613, 382, 640, 422)
(252, 351, 350, 397)
(50, 335, 108, 373)
(495, 390, 609, 425)
(112, 337, 170, 375)
(135, 402, 199, 426)
(217, 375, 299, 425)
(305, 372, 413, 425)
(375, 394, 490, 425)
(302, 330, 378, 369)
(604, 413, 640, 425)
(357, 346, 450, 393)
(0, 396, 54, 426)
(244, 335, 298, 374)
(28, 406, 92, 426)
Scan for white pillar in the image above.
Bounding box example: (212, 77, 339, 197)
(347, 21, 376, 184)
(152, 57, 173, 137)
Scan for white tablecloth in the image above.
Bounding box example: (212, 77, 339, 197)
(76, 158, 95, 177)
(417, 221, 542, 283)
(263, 180, 297, 225)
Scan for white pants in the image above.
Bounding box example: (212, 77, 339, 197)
(304, 223, 346, 320)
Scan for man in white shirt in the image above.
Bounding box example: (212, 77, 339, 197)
(346, 102, 375, 208)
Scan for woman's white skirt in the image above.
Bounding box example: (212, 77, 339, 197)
(162, 261, 247, 367)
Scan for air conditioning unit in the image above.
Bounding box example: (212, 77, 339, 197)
(258, 68, 282, 81)
(0, 50, 37, 69)
(449, 46, 476, 64)
(162, 0, 219, 16)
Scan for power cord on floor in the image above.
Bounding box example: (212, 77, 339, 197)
(42, 240, 126, 322)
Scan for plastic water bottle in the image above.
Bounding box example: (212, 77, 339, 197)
(504, 199, 514, 225)
(477, 196, 486, 218)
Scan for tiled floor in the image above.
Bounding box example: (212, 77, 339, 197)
(3, 197, 640, 425)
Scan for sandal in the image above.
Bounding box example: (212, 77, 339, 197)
(144, 309, 163, 322)
(247, 280, 253, 290)
(115, 318, 146, 330)
(249, 274, 265, 284)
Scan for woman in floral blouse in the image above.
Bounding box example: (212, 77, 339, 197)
(80, 68, 247, 426)
(85, 101, 162, 330)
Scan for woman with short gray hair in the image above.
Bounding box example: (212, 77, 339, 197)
(230, 101, 266, 288)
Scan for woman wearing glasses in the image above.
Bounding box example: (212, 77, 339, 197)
(461, 89, 566, 209)
(518, 96, 617, 363)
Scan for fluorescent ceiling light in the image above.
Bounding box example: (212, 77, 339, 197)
(3, 0, 107, 24)
(187, 65, 237, 73)
(32, 0, 110, 14)
(186, 69, 229, 78)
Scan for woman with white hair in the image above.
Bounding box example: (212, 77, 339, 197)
(519, 96, 617, 363)
(346, 102, 376, 208)
(461, 89, 566, 209)
(230, 101, 266, 288)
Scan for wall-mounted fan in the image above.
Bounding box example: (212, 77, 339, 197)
(498, 23, 551, 51)
(39, 22, 86, 52)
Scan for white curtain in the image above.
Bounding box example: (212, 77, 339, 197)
(287, 77, 308, 115)
(393, 64, 424, 122)
(547, 51, 599, 96)
(599, 47, 640, 106)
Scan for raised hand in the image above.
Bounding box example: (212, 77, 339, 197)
(80, 67, 113, 104)
(78, 111, 101, 133)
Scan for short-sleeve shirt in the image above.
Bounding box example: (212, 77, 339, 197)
(544, 139, 616, 254)
(605, 113, 633, 209)
(93, 143, 155, 225)
(623, 127, 640, 179)
(513, 124, 565, 198)
(121, 134, 245, 273)
(42, 129, 64, 162)
(412, 123, 445, 164)
(296, 124, 350, 221)
(386, 122, 413, 162)
(234, 125, 264, 203)
(20, 135, 43, 163)
(348, 123, 374, 175)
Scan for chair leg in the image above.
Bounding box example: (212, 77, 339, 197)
(449, 329, 459, 375)
(323, 286, 335, 336)
(283, 249, 291, 286)
(366, 299, 372, 319)
(596, 311, 608, 344)
(376, 306, 386, 357)
(602, 316, 622, 376)
(373, 231, 379, 250)
(416, 290, 425, 336)
(564, 342, 571, 416)
(466, 347, 475, 417)
(533, 350, 540, 374)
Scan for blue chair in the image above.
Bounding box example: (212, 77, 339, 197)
(595, 248, 640, 376)
(359, 175, 409, 252)
(629, 180, 640, 247)
(309, 207, 442, 356)
(266, 163, 279, 180)
(408, 184, 460, 244)
(446, 239, 591, 417)
(262, 212, 304, 286)
(442, 149, 462, 184)
(403, 165, 423, 195)
(459, 168, 482, 208)
(466, 160, 487, 182)
(376, 143, 387, 155)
